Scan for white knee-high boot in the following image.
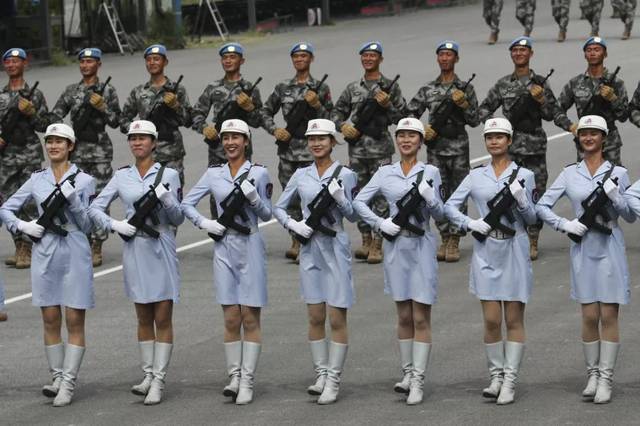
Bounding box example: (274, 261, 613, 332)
(52, 344, 85, 407)
(144, 342, 173, 405)
(394, 339, 413, 394)
(236, 341, 261, 405)
(43, 343, 65, 397)
(317, 342, 348, 405)
(307, 339, 329, 396)
(131, 340, 155, 396)
(223, 341, 242, 398)
(406, 342, 431, 405)
(582, 340, 600, 399)
(593, 341, 619, 404)
(482, 341, 505, 398)
(496, 341, 524, 405)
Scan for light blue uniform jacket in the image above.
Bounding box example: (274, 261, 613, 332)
(274, 161, 358, 308)
(353, 162, 444, 305)
(181, 161, 272, 307)
(89, 163, 184, 304)
(537, 161, 634, 304)
(445, 162, 537, 303)
(0, 165, 96, 309)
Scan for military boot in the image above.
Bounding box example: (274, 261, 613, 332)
(622, 27, 631, 40)
(285, 237, 300, 260)
(91, 240, 103, 267)
(367, 235, 383, 264)
(529, 232, 539, 261)
(488, 31, 498, 44)
(15, 241, 32, 269)
(524, 29, 531, 37)
(445, 235, 460, 263)
(354, 232, 372, 260)
(557, 30, 566, 42)
(5, 240, 18, 267)
(437, 234, 449, 262)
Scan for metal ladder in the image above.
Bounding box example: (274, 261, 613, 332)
(194, 0, 229, 42)
(99, 1, 133, 55)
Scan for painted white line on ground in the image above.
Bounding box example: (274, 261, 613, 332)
(5, 132, 573, 305)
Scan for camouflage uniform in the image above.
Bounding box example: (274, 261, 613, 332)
(331, 74, 406, 234)
(50, 78, 121, 242)
(580, 0, 604, 34)
(479, 70, 560, 238)
(120, 77, 191, 185)
(0, 82, 48, 241)
(261, 75, 333, 221)
(516, 0, 537, 34)
(629, 82, 640, 128)
(191, 76, 263, 218)
(554, 68, 629, 166)
(483, 0, 504, 33)
(407, 75, 480, 238)
(611, 0, 636, 33)
(552, 0, 570, 32)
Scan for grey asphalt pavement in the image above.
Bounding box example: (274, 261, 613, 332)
(2, 2, 640, 425)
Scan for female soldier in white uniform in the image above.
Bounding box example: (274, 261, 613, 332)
(0, 124, 95, 407)
(353, 117, 444, 405)
(537, 115, 634, 404)
(89, 120, 184, 405)
(181, 119, 272, 405)
(445, 118, 537, 405)
(274, 118, 358, 405)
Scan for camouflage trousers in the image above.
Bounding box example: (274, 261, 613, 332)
(511, 153, 546, 236)
(612, 0, 636, 31)
(278, 158, 313, 222)
(580, 0, 604, 34)
(516, 0, 536, 33)
(483, 0, 504, 32)
(76, 161, 113, 243)
(427, 151, 469, 237)
(552, 0, 570, 31)
(0, 161, 40, 242)
(350, 156, 391, 234)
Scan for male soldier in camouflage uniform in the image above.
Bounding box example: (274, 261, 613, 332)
(120, 44, 191, 185)
(407, 40, 479, 263)
(611, 0, 636, 39)
(0, 48, 49, 268)
(580, 0, 604, 36)
(483, 0, 504, 44)
(516, 0, 536, 37)
(331, 41, 406, 264)
(552, 0, 570, 42)
(191, 42, 263, 219)
(629, 81, 640, 128)
(554, 37, 628, 166)
(50, 48, 120, 266)
(478, 37, 562, 261)
(260, 42, 332, 261)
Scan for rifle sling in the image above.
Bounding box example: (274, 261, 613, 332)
(153, 165, 166, 188)
(507, 166, 521, 185)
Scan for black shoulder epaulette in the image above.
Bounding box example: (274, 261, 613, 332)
(33, 168, 45, 174)
(564, 162, 576, 168)
(252, 162, 266, 168)
(472, 164, 484, 169)
(209, 163, 224, 168)
(118, 165, 131, 170)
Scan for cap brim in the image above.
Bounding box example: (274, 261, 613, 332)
(305, 131, 334, 136)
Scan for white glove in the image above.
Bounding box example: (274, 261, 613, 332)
(60, 181, 78, 204)
(418, 180, 436, 205)
(467, 218, 491, 235)
(603, 178, 621, 203)
(17, 219, 44, 238)
(287, 218, 313, 238)
(379, 217, 401, 237)
(509, 180, 528, 208)
(560, 218, 587, 236)
(328, 178, 346, 205)
(240, 180, 260, 205)
(154, 184, 172, 203)
(111, 219, 136, 237)
(200, 218, 227, 236)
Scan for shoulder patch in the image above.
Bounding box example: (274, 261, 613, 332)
(439, 185, 447, 200)
(118, 165, 132, 170)
(266, 183, 273, 199)
(532, 188, 540, 203)
(351, 186, 360, 199)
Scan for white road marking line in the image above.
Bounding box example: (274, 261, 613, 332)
(5, 131, 573, 305)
